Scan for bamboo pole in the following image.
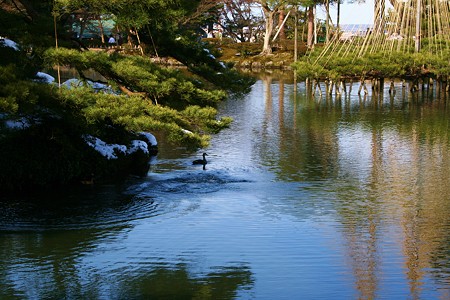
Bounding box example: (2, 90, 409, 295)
(272, 10, 291, 42)
(135, 29, 144, 56)
(415, 0, 421, 53)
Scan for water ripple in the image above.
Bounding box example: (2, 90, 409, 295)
(131, 170, 251, 195)
(0, 170, 251, 232)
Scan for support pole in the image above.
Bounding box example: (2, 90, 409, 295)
(294, 6, 298, 62)
(415, 0, 421, 52)
(272, 10, 291, 42)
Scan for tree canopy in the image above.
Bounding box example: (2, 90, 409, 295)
(0, 0, 254, 191)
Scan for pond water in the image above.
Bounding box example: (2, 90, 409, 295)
(1, 72, 450, 299)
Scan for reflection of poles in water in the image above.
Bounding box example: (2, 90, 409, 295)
(262, 73, 273, 124)
(402, 128, 423, 299)
(306, 78, 313, 99)
(338, 129, 383, 300)
(402, 205, 422, 299)
(326, 79, 332, 96)
(358, 93, 368, 108)
(305, 76, 445, 103)
(293, 72, 298, 130)
(312, 79, 323, 97)
(389, 80, 396, 96)
(278, 78, 285, 130)
(260, 73, 274, 159)
(339, 80, 346, 96)
(294, 71, 297, 94)
(358, 76, 369, 96)
(371, 78, 384, 107)
(339, 200, 380, 300)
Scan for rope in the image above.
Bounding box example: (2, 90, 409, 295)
(314, 0, 450, 63)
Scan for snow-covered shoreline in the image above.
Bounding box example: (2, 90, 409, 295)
(83, 133, 157, 160)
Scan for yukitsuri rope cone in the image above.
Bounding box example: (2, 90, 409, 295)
(296, 0, 450, 97)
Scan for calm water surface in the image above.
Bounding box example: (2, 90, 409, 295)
(1, 73, 450, 299)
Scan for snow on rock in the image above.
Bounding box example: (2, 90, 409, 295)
(203, 48, 216, 60)
(0, 37, 20, 51)
(63, 78, 85, 89)
(5, 118, 31, 129)
(35, 72, 55, 84)
(139, 132, 157, 146)
(84, 134, 156, 160)
(63, 78, 116, 94)
(127, 140, 149, 155)
(181, 128, 193, 135)
(83, 135, 127, 160)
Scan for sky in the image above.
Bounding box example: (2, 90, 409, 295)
(317, 0, 376, 25)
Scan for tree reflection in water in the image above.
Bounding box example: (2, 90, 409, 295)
(119, 265, 253, 299)
(0, 187, 253, 299)
(255, 71, 450, 299)
(2, 70, 450, 299)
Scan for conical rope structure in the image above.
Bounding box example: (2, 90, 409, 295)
(294, 0, 450, 94)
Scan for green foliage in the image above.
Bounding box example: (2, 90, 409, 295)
(0, 70, 230, 191)
(293, 47, 450, 82)
(44, 48, 228, 107)
(55, 84, 227, 148)
(293, 60, 326, 80)
(0, 0, 254, 190)
(181, 105, 232, 133)
(0, 61, 42, 115)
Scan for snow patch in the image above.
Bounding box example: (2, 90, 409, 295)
(139, 132, 157, 146)
(5, 118, 31, 129)
(83, 135, 127, 160)
(84, 135, 155, 159)
(181, 128, 193, 135)
(0, 37, 20, 51)
(35, 72, 55, 84)
(203, 48, 217, 60)
(127, 140, 149, 155)
(63, 78, 116, 94)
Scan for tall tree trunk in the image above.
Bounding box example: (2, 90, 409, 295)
(294, 5, 298, 62)
(79, 19, 86, 40)
(415, 0, 421, 52)
(307, 6, 314, 49)
(261, 9, 275, 54)
(337, 0, 341, 31)
(278, 9, 286, 49)
(97, 15, 105, 44)
(325, 0, 330, 43)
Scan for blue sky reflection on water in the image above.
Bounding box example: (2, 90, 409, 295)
(1, 74, 450, 299)
(74, 188, 356, 299)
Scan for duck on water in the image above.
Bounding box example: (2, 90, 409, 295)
(193, 153, 208, 169)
